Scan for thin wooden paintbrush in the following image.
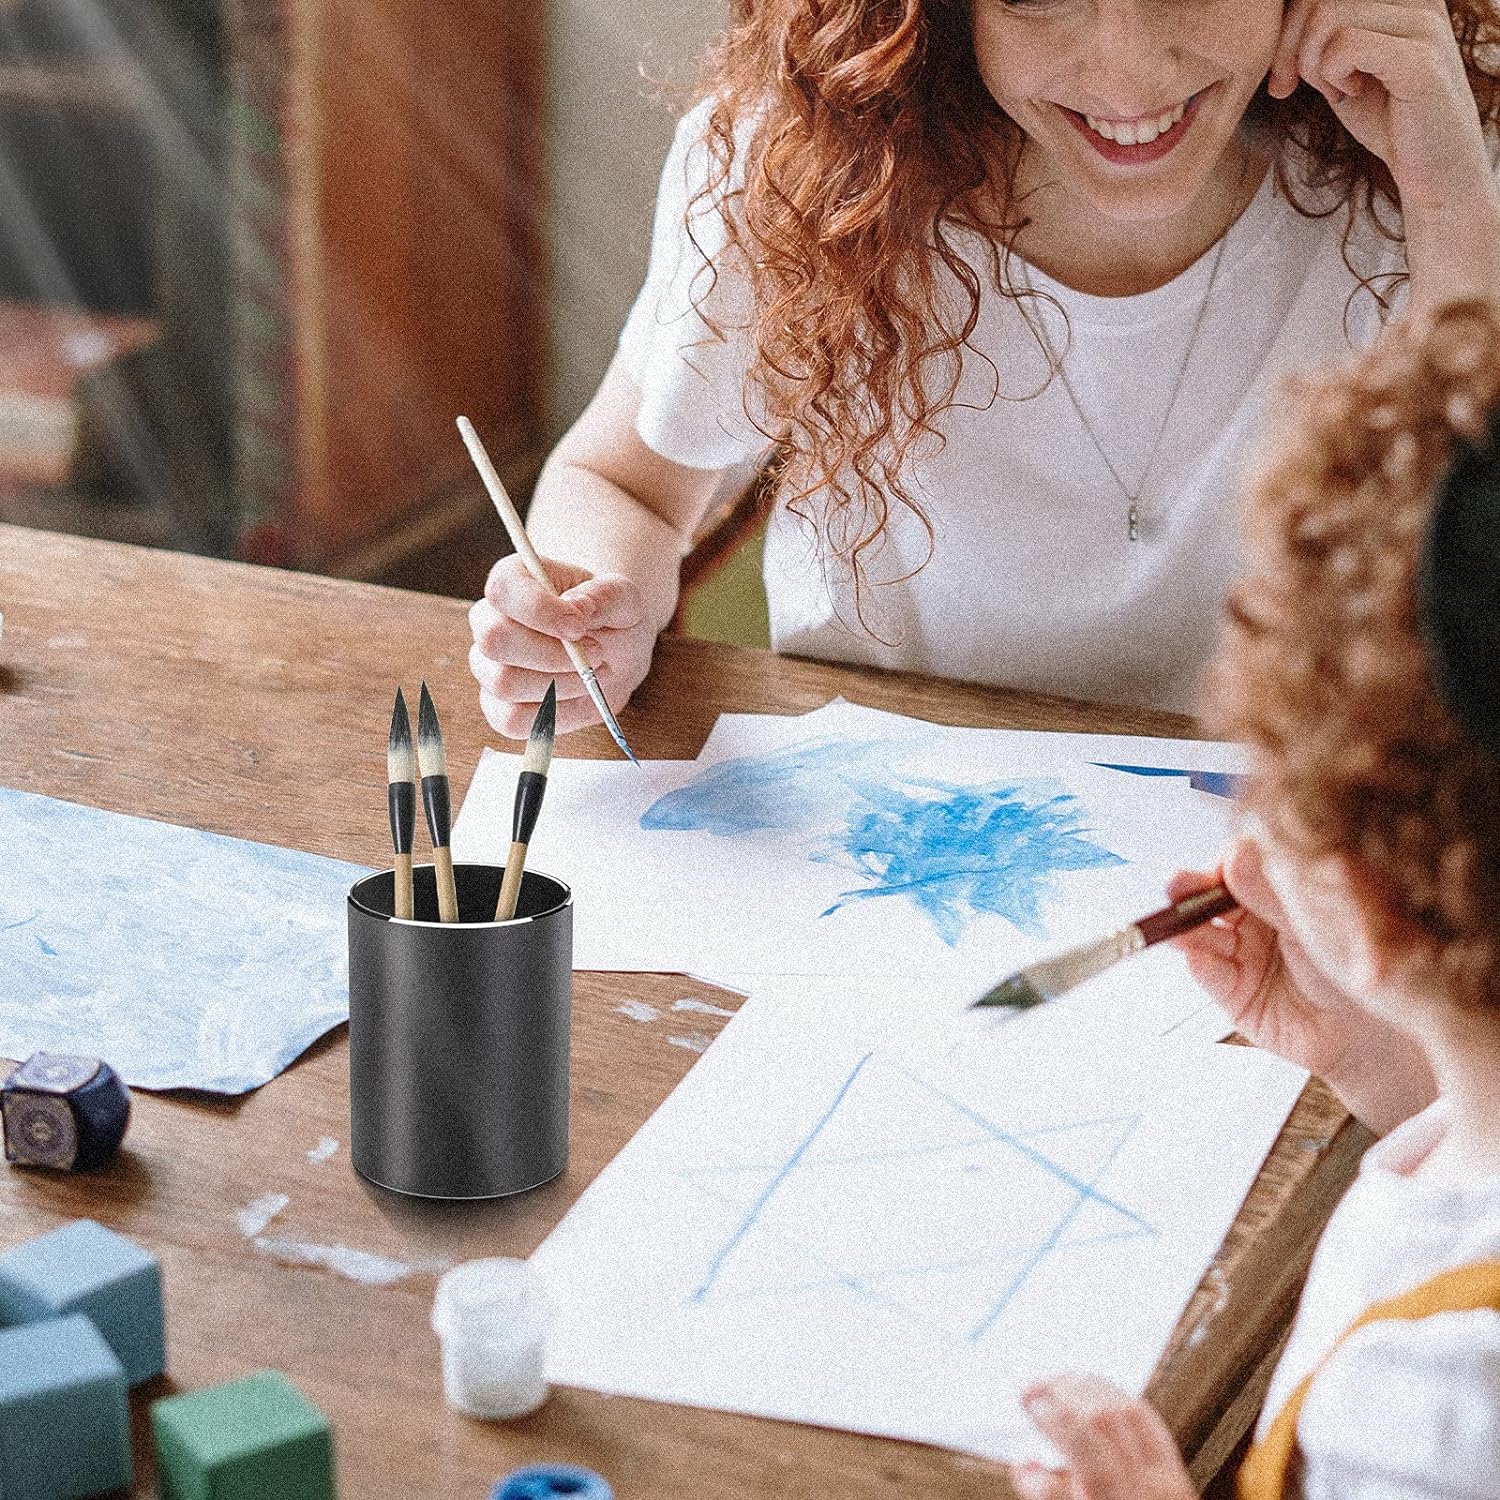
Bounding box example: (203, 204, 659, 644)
(456, 414, 641, 766)
(970, 882, 1238, 1011)
(387, 687, 416, 920)
(416, 681, 460, 923)
(495, 681, 557, 921)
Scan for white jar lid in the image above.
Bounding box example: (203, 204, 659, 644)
(432, 1257, 550, 1343)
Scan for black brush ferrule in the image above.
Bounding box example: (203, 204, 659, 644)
(421, 774, 452, 847)
(512, 771, 548, 845)
(387, 781, 415, 855)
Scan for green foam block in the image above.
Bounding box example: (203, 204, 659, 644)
(150, 1370, 334, 1500)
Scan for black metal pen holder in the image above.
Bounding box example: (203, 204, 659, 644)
(347, 864, 571, 1200)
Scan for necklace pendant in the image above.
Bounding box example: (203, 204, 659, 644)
(1127, 503, 1140, 543)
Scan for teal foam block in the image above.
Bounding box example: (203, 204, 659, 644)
(0, 1217, 164, 1383)
(0, 1313, 132, 1498)
(151, 1370, 335, 1500)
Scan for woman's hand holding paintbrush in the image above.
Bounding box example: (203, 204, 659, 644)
(459, 415, 644, 763)
(469, 553, 654, 743)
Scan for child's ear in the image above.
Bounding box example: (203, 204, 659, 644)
(1328, 853, 1436, 997)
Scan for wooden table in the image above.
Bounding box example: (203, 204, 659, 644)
(0, 525, 1368, 1498)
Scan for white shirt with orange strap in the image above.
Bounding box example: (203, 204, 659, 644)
(1240, 1098, 1500, 1499)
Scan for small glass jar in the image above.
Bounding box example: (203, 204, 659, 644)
(431, 1257, 551, 1419)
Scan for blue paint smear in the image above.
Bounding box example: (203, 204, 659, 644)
(643, 738, 1124, 943)
(1093, 763, 1243, 800)
(642, 737, 883, 837)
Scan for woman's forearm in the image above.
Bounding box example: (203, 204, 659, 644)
(1405, 195, 1500, 319)
(524, 455, 697, 636)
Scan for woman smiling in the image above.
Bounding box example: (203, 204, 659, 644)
(468, 0, 1500, 728)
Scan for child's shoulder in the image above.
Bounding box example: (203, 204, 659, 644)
(1299, 1289, 1500, 1491)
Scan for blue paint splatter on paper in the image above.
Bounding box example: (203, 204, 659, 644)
(0, 786, 369, 1093)
(642, 738, 1124, 943)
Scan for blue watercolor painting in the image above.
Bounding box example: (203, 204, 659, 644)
(0, 787, 370, 1093)
(683, 1051, 1155, 1343)
(641, 738, 1125, 944)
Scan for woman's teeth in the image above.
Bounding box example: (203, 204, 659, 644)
(1082, 97, 1188, 146)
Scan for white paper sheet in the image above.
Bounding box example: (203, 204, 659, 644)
(532, 985, 1306, 1464)
(699, 700, 1249, 786)
(737, 965, 1232, 1046)
(452, 716, 1237, 999)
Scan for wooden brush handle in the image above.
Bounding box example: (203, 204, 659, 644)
(432, 846, 459, 923)
(494, 840, 528, 922)
(459, 416, 604, 683)
(393, 852, 414, 920)
(1136, 882, 1238, 947)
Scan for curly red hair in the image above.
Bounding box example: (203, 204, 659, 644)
(1211, 299, 1500, 1011)
(691, 0, 1500, 622)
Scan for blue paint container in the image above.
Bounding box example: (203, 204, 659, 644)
(492, 1463, 614, 1500)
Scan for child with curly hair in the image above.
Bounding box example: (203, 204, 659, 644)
(471, 1, 1500, 731)
(1012, 297, 1500, 1498)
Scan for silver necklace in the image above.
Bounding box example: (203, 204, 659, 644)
(1019, 231, 1229, 543)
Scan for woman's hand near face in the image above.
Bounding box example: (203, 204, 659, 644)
(1269, 0, 1493, 214)
(1267, 0, 1500, 313)
(1169, 838, 1436, 1134)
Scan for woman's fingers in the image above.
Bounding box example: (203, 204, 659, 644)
(471, 555, 653, 739)
(484, 549, 594, 601)
(483, 555, 594, 641)
(469, 597, 600, 674)
(480, 683, 605, 740)
(563, 573, 649, 633)
(466, 643, 588, 708)
(1010, 1461, 1072, 1500)
(1273, 0, 1447, 99)
(1304, 19, 1443, 103)
(1271, 0, 1321, 96)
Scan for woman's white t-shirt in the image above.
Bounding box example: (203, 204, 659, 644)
(618, 103, 1412, 713)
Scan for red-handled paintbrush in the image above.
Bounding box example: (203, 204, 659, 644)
(970, 882, 1238, 1011)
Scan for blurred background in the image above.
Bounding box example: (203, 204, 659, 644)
(0, 0, 769, 642)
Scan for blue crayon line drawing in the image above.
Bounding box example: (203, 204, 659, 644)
(642, 738, 1125, 944)
(683, 1051, 1155, 1343)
